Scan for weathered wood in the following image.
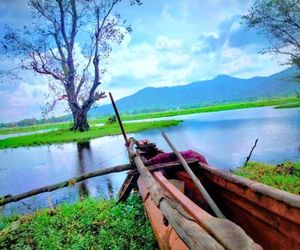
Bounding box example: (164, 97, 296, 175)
(154, 171, 260, 250)
(147, 158, 199, 172)
(118, 158, 199, 202)
(128, 138, 224, 250)
(162, 132, 226, 218)
(0, 163, 134, 206)
(198, 162, 300, 250)
(118, 172, 139, 203)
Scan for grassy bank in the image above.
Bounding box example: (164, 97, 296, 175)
(0, 195, 157, 249)
(120, 97, 300, 121)
(0, 122, 72, 135)
(1, 97, 299, 135)
(275, 102, 300, 109)
(233, 161, 300, 194)
(0, 120, 182, 149)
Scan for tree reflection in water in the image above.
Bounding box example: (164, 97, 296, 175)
(76, 141, 90, 199)
(76, 141, 115, 199)
(106, 177, 114, 199)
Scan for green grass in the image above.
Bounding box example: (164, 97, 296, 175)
(233, 161, 300, 194)
(0, 119, 108, 135)
(275, 101, 300, 109)
(0, 120, 182, 149)
(1, 97, 298, 135)
(0, 195, 158, 250)
(0, 123, 72, 135)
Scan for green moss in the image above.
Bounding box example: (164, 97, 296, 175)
(0, 120, 182, 149)
(233, 161, 300, 194)
(0, 195, 157, 250)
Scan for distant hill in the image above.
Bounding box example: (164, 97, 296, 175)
(1, 67, 299, 127)
(89, 67, 300, 117)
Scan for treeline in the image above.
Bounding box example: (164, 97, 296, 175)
(0, 116, 71, 128)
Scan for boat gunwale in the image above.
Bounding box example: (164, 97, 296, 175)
(198, 162, 300, 208)
(152, 171, 262, 250)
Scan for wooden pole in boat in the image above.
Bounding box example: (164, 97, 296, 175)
(0, 163, 134, 207)
(109, 92, 128, 146)
(162, 132, 226, 219)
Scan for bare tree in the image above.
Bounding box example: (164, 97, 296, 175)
(243, 0, 300, 68)
(1, 0, 141, 131)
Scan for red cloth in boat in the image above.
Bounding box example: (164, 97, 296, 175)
(147, 150, 207, 165)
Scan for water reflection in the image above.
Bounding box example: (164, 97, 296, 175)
(75, 141, 115, 199)
(106, 178, 114, 199)
(76, 141, 90, 199)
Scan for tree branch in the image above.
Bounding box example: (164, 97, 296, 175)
(57, 0, 70, 50)
(244, 139, 259, 167)
(70, 0, 78, 51)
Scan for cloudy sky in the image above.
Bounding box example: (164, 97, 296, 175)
(0, 0, 289, 122)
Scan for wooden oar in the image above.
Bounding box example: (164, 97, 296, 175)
(162, 132, 226, 219)
(0, 163, 134, 206)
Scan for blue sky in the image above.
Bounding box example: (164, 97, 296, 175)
(0, 0, 289, 122)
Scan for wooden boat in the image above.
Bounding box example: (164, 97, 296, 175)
(119, 139, 300, 250)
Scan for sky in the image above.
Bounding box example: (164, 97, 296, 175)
(0, 0, 290, 123)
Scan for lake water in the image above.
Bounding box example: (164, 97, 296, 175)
(0, 107, 299, 215)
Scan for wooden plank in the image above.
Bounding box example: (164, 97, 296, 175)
(117, 172, 139, 202)
(117, 158, 198, 202)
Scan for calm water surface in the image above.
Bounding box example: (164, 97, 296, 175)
(0, 107, 299, 214)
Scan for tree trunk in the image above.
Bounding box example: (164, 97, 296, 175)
(71, 109, 89, 131)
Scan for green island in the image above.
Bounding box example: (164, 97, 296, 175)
(0, 195, 157, 250)
(0, 97, 299, 136)
(234, 161, 300, 194)
(0, 120, 182, 149)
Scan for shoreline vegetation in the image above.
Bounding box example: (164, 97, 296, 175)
(0, 97, 299, 136)
(0, 120, 182, 149)
(1, 161, 299, 249)
(233, 161, 300, 195)
(0, 195, 158, 249)
(274, 102, 300, 109)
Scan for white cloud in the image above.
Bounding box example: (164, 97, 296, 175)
(104, 35, 198, 90)
(6, 82, 47, 108)
(155, 36, 183, 50)
(0, 82, 48, 122)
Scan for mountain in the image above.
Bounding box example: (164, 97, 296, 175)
(89, 67, 300, 117)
